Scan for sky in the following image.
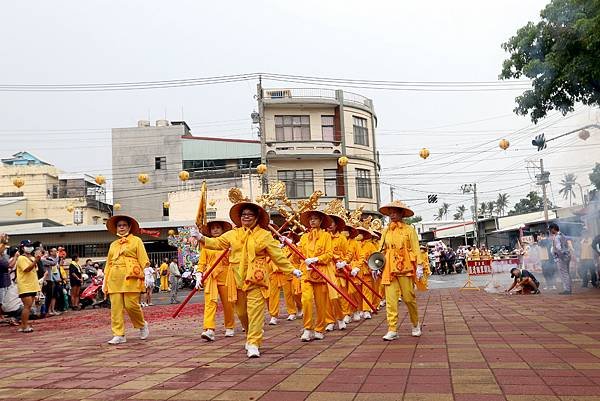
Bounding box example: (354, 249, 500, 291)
(1, 0, 598, 220)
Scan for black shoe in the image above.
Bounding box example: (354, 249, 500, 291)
(532, 289, 541, 294)
(559, 291, 571, 295)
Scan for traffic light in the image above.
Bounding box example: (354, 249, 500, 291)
(427, 194, 438, 204)
(532, 133, 547, 151)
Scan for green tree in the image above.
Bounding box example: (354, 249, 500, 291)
(479, 202, 488, 217)
(486, 201, 496, 217)
(559, 173, 578, 205)
(509, 191, 550, 215)
(435, 208, 444, 221)
(499, 0, 600, 122)
(589, 162, 600, 190)
(454, 205, 467, 220)
(496, 193, 510, 216)
(441, 202, 450, 219)
(404, 215, 423, 225)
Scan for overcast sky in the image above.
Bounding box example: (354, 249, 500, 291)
(1, 0, 598, 220)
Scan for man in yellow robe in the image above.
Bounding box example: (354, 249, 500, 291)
(159, 258, 170, 291)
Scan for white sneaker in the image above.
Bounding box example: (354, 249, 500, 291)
(325, 323, 335, 332)
(398, 297, 403, 303)
(343, 315, 352, 324)
(313, 331, 325, 340)
(224, 328, 235, 337)
(542, 286, 548, 290)
(287, 314, 296, 321)
(301, 329, 313, 342)
(246, 344, 260, 358)
(139, 323, 149, 340)
(363, 311, 372, 319)
(352, 312, 361, 322)
(201, 329, 215, 341)
(269, 317, 278, 325)
(379, 300, 386, 308)
(382, 331, 398, 341)
(551, 285, 557, 290)
(297, 310, 303, 318)
(337, 320, 347, 330)
(108, 336, 126, 345)
(411, 325, 422, 337)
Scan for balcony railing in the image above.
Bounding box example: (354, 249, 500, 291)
(262, 88, 374, 112)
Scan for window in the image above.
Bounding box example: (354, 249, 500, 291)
(324, 169, 338, 197)
(321, 116, 335, 141)
(155, 156, 166, 170)
(275, 115, 310, 141)
(277, 170, 314, 198)
(353, 116, 369, 146)
(207, 210, 217, 220)
(356, 169, 372, 198)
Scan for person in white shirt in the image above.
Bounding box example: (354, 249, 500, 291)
(142, 263, 155, 307)
(169, 258, 182, 304)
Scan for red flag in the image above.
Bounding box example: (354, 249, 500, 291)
(140, 228, 161, 238)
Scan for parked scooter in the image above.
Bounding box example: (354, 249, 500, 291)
(180, 268, 196, 289)
(80, 275, 109, 309)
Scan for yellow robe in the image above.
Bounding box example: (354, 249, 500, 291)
(104, 234, 149, 294)
(378, 222, 423, 285)
(416, 249, 431, 291)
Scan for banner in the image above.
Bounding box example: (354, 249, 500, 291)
(467, 259, 492, 275)
(491, 258, 520, 274)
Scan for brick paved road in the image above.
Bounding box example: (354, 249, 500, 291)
(1, 287, 600, 401)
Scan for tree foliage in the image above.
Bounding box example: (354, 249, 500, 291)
(589, 162, 600, 190)
(558, 173, 578, 205)
(404, 215, 423, 225)
(508, 191, 551, 215)
(500, 0, 600, 122)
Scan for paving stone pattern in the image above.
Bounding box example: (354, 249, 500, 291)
(1, 288, 600, 400)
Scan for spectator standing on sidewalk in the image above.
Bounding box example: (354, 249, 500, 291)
(69, 255, 83, 309)
(16, 240, 41, 333)
(169, 257, 181, 304)
(0, 234, 11, 322)
(550, 223, 572, 295)
(579, 229, 598, 288)
(536, 232, 557, 290)
(159, 258, 170, 291)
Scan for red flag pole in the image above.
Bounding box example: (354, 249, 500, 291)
(342, 269, 378, 314)
(171, 248, 229, 318)
(345, 266, 384, 301)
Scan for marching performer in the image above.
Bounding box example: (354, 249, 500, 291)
(195, 201, 302, 358)
(284, 231, 304, 318)
(416, 245, 431, 292)
(103, 215, 150, 345)
(267, 230, 300, 324)
(370, 230, 385, 308)
(195, 219, 236, 341)
(347, 225, 372, 322)
(159, 258, 170, 291)
(378, 201, 424, 340)
(325, 209, 350, 331)
(341, 224, 360, 324)
(297, 210, 334, 341)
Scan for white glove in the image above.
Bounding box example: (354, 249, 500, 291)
(304, 257, 319, 267)
(371, 270, 380, 280)
(416, 265, 424, 280)
(350, 267, 360, 277)
(292, 269, 302, 278)
(335, 261, 347, 270)
(194, 273, 203, 289)
(278, 242, 286, 249)
(279, 236, 292, 245)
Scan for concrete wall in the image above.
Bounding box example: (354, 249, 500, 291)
(112, 124, 184, 221)
(0, 165, 60, 198)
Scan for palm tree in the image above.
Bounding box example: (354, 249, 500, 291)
(559, 173, 577, 206)
(441, 202, 450, 219)
(435, 207, 444, 221)
(454, 205, 467, 220)
(496, 193, 510, 216)
(486, 201, 496, 217)
(478, 202, 487, 217)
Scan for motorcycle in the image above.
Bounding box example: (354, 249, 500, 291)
(180, 269, 196, 289)
(80, 275, 109, 309)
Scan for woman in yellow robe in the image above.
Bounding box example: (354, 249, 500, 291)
(103, 215, 149, 345)
(378, 201, 425, 341)
(297, 210, 334, 342)
(325, 213, 350, 331)
(416, 245, 431, 291)
(159, 258, 170, 291)
(196, 220, 235, 342)
(268, 230, 301, 325)
(341, 226, 360, 323)
(196, 202, 302, 358)
(349, 227, 376, 321)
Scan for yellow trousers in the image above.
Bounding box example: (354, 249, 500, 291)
(301, 281, 328, 332)
(110, 292, 146, 336)
(385, 276, 419, 332)
(337, 277, 352, 316)
(268, 279, 297, 317)
(361, 276, 376, 312)
(160, 276, 169, 291)
(235, 287, 265, 347)
(203, 284, 235, 330)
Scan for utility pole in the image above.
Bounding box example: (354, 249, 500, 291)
(257, 75, 267, 194)
(536, 159, 551, 226)
(390, 185, 394, 202)
(461, 183, 479, 247)
(248, 161, 254, 199)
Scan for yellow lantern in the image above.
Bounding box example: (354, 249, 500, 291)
(66, 205, 75, 213)
(114, 202, 121, 211)
(137, 173, 149, 184)
(209, 200, 216, 207)
(178, 171, 190, 181)
(256, 164, 268, 175)
(95, 175, 106, 185)
(337, 156, 349, 167)
(579, 129, 590, 141)
(168, 229, 176, 236)
(419, 148, 430, 159)
(15, 209, 23, 217)
(499, 139, 510, 150)
(12, 177, 25, 189)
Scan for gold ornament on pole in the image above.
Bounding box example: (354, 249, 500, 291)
(178, 171, 190, 181)
(419, 148, 430, 159)
(163, 201, 170, 209)
(114, 203, 121, 211)
(499, 139, 510, 150)
(579, 129, 590, 141)
(66, 205, 75, 213)
(95, 175, 106, 185)
(208, 200, 216, 207)
(12, 177, 25, 189)
(168, 229, 176, 236)
(137, 173, 149, 184)
(337, 156, 349, 167)
(15, 209, 23, 217)
(256, 164, 268, 175)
